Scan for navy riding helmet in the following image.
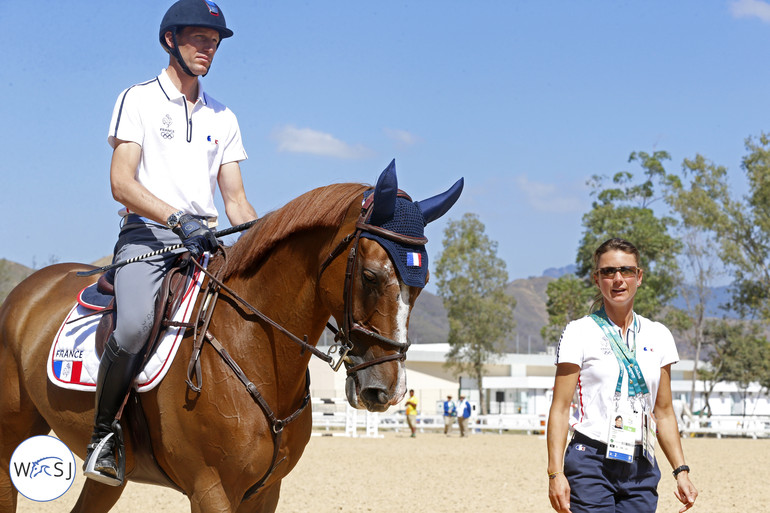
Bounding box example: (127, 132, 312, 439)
(159, 0, 233, 77)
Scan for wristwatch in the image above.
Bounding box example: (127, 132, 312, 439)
(166, 210, 185, 229)
(672, 465, 690, 478)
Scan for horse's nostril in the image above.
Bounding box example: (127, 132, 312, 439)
(361, 387, 389, 405)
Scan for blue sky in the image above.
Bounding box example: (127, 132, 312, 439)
(3, 0, 770, 291)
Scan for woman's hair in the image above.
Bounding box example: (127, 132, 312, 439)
(589, 238, 640, 312)
(591, 238, 640, 273)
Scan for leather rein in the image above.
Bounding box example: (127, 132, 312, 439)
(174, 189, 424, 501)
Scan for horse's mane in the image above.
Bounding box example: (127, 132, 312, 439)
(223, 182, 369, 279)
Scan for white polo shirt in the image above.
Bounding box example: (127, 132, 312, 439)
(108, 69, 247, 219)
(555, 312, 679, 443)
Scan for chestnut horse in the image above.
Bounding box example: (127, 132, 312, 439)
(0, 162, 462, 513)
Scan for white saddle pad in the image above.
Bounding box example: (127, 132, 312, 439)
(46, 258, 207, 393)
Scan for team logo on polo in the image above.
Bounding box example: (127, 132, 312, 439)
(160, 114, 175, 139)
(10, 435, 75, 502)
(600, 337, 612, 355)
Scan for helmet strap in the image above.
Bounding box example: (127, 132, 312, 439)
(170, 29, 209, 78)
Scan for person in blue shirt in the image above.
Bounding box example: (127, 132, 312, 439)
(442, 395, 457, 435)
(457, 394, 472, 437)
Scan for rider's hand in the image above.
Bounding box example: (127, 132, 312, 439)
(173, 214, 218, 259)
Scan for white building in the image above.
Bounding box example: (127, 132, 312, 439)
(309, 343, 770, 417)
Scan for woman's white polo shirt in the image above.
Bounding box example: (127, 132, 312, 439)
(555, 312, 679, 443)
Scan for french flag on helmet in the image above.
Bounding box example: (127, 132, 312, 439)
(407, 252, 422, 267)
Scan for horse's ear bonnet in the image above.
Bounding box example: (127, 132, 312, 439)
(361, 159, 464, 288)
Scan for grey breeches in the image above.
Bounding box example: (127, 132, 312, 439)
(111, 221, 182, 355)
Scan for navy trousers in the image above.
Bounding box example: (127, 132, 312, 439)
(564, 432, 661, 513)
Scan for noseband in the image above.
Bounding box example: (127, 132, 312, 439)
(319, 190, 425, 376)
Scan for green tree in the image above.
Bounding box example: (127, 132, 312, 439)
(541, 274, 593, 344)
(577, 150, 681, 318)
(544, 150, 682, 338)
(690, 133, 770, 322)
(666, 135, 770, 415)
(434, 213, 516, 415)
(662, 154, 729, 411)
(700, 320, 770, 417)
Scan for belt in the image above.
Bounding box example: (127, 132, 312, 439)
(571, 431, 643, 459)
(123, 213, 218, 229)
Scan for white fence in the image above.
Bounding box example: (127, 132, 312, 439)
(374, 413, 546, 434)
(312, 399, 770, 439)
(679, 415, 770, 439)
(311, 398, 382, 438)
(311, 399, 547, 436)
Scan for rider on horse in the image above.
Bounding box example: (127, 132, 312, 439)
(84, 0, 257, 486)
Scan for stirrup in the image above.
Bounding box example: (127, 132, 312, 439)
(83, 422, 126, 486)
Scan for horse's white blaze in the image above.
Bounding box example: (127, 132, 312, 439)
(395, 282, 410, 346)
(392, 282, 410, 402)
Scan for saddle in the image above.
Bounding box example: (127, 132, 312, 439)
(93, 254, 194, 362)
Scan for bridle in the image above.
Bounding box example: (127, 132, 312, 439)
(176, 189, 425, 499)
(318, 189, 425, 376)
(184, 189, 425, 382)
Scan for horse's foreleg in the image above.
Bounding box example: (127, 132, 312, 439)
(186, 473, 281, 513)
(0, 474, 19, 513)
(69, 478, 126, 513)
(187, 474, 238, 513)
(235, 482, 282, 513)
(0, 345, 51, 513)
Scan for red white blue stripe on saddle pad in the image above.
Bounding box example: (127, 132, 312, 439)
(46, 258, 207, 392)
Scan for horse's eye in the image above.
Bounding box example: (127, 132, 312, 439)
(362, 269, 377, 284)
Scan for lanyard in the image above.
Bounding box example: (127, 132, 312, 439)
(590, 307, 649, 402)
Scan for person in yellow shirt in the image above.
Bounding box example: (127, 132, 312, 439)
(405, 389, 418, 438)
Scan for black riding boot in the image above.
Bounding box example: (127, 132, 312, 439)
(83, 335, 143, 486)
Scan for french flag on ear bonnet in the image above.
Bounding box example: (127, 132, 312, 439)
(360, 160, 463, 288)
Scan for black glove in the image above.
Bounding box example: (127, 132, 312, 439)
(173, 214, 218, 259)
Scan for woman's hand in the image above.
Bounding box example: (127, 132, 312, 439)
(674, 473, 698, 512)
(548, 473, 572, 512)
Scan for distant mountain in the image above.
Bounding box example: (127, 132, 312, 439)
(408, 269, 739, 355)
(670, 284, 733, 318)
(0, 259, 34, 302)
(0, 257, 112, 305)
(542, 264, 578, 279)
(409, 275, 553, 353)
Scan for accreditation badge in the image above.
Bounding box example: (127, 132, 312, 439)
(642, 410, 657, 464)
(606, 402, 641, 463)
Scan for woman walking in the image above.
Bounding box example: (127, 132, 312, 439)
(547, 238, 697, 512)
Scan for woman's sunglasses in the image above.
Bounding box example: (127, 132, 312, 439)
(595, 266, 640, 278)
